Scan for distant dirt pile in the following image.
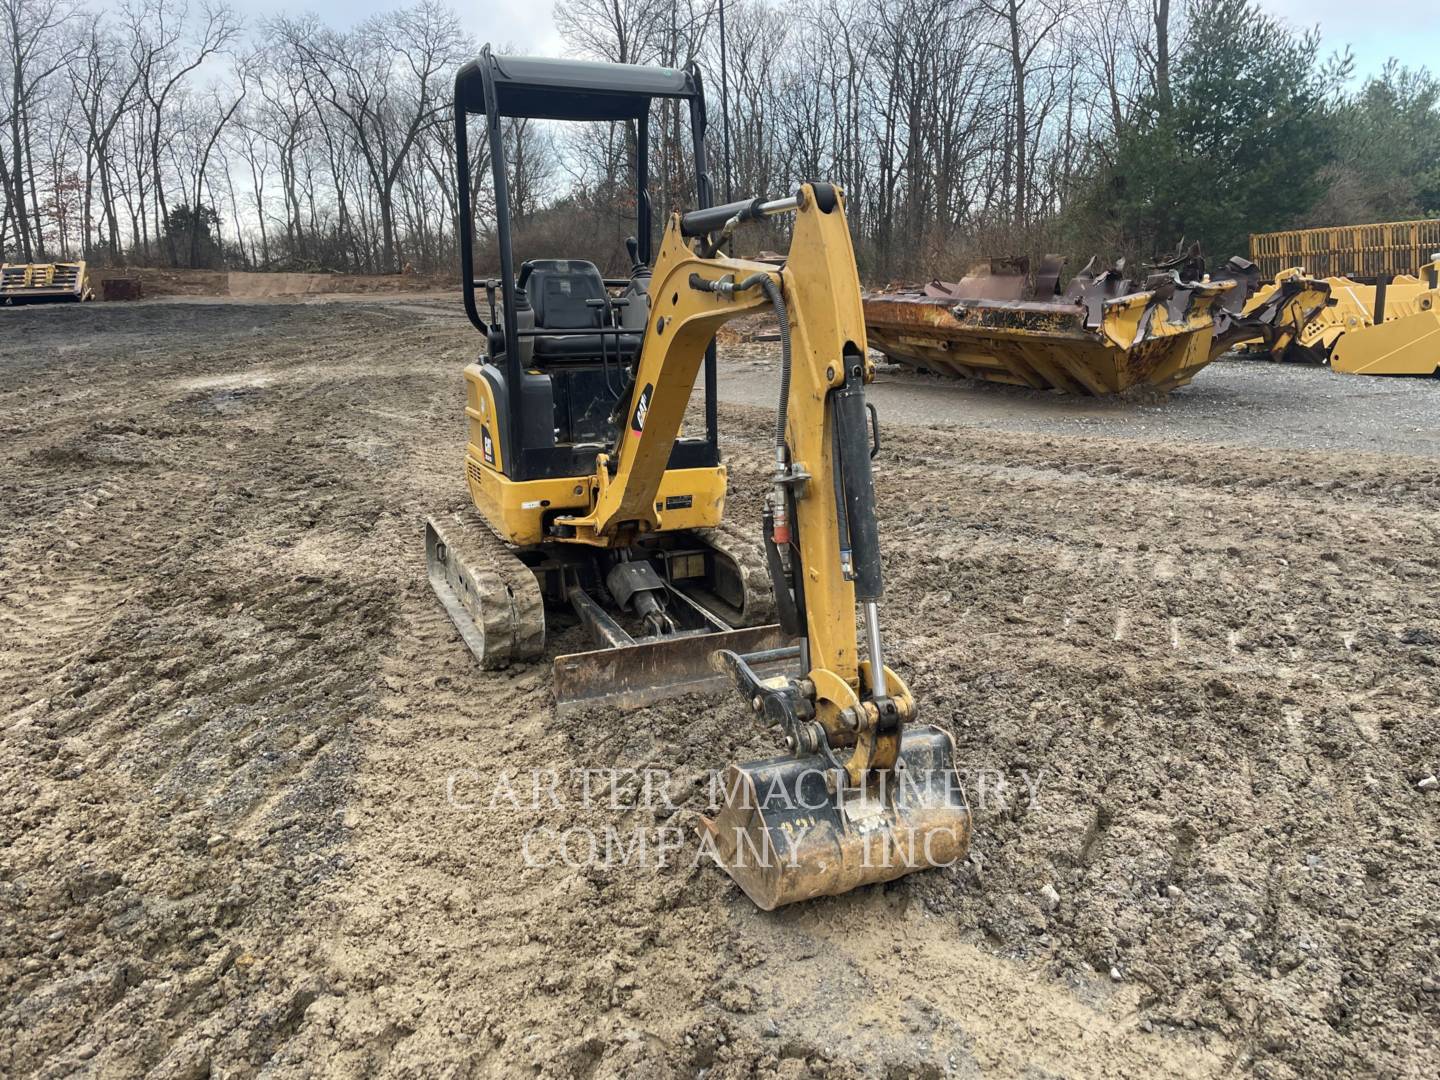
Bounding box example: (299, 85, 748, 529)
(91, 266, 452, 300)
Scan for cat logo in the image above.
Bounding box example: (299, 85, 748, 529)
(631, 383, 653, 435)
(481, 425, 495, 466)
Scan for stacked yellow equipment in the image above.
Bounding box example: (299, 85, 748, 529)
(1330, 259, 1440, 376)
(0, 262, 94, 304)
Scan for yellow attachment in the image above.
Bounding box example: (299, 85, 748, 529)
(1240, 261, 1440, 368)
(0, 262, 93, 303)
(1302, 275, 1432, 356)
(864, 281, 1233, 395)
(1331, 291, 1440, 376)
(1233, 269, 1334, 357)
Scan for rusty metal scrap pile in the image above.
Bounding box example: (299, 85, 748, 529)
(863, 252, 1330, 396)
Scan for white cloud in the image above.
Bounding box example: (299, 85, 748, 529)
(1228, 0, 1436, 78)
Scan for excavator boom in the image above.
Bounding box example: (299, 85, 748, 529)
(552, 184, 971, 907)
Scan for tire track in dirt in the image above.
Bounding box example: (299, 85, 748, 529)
(1, 306, 411, 1074)
(3, 301, 1436, 1078)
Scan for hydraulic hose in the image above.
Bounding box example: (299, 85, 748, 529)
(689, 268, 792, 537)
(688, 270, 789, 432)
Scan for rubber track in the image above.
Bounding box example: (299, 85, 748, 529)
(693, 519, 777, 627)
(430, 507, 546, 668)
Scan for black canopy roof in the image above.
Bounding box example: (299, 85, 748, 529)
(454, 52, 701, 122)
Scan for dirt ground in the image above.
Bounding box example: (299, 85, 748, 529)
(2, 297, 1438, 1079)
(721, 342, 1440, 458)
(89, 266, 452, 301)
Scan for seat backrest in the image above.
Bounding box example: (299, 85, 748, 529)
(525, 259, 606, 329)
(619, 269, 652, 330)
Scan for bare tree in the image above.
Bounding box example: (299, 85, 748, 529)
(2, 0, 83, 258)
(0, 0, 1395, 281)
(276, 0, 466, 272)
(127, 0, 239, 264)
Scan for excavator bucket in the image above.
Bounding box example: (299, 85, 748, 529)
(700, 725, 972, 910)
(864, 256, 1235, 395)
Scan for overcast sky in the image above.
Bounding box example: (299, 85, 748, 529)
(102, 0, 1434, 83)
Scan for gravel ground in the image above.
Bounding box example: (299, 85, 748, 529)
(720, 342, 1440, 457)
(2, 298, 1438, 1079)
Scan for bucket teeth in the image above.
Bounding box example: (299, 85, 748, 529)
(700, 725, 972, 910)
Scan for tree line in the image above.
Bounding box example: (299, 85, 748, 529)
(2, 0, 1437, 282)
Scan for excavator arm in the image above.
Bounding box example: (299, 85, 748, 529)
(559, 185, 904, 773)
(562, 183, 971, 908)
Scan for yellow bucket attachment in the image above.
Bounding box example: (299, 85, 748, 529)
(700, 725, 972, 910)
(864, 255, 1232, 395)
(1330, 307, 1440, 376)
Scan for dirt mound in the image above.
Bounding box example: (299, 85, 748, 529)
(1, 300, 1436, 1077)
(89, 266, 451, 300)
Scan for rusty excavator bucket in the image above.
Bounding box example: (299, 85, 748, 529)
(700, 725, 972, 910)
(864, 253, 1236, 395)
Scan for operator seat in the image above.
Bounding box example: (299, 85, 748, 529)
(523, 259, 642, 363)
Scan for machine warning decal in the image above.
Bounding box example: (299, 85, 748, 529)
(631, 383, 653, 434)
(481, 425, 495, 465)
(665, 495, 693, 510)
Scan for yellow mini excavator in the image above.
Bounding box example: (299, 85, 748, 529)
(425, 49, 970, 909)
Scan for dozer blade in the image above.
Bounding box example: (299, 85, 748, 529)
(553, 625, 789, 717)
(700, 725, 972, 910)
